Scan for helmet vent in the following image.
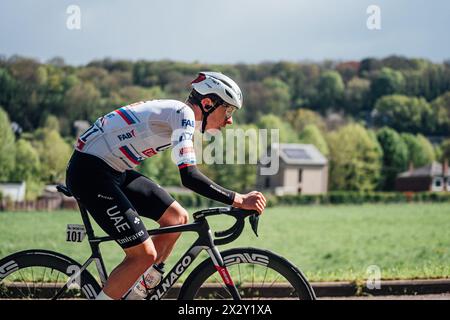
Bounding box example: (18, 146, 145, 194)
(225, 89, 233, 99)
(218, 78, 232, 88)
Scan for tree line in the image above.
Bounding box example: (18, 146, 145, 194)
(0, 54, 449, 199)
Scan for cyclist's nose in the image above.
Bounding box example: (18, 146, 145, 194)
(225, 116, 233, 125)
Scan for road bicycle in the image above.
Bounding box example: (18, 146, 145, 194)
(0, 184, 316, 300)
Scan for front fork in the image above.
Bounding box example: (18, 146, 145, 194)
(206, 245, 241, 300)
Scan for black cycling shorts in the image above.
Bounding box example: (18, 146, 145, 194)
(66, 151, 175, 249)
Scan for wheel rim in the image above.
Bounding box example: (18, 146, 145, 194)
(0, 266, 86, 299)
(192, 263, 300, 300)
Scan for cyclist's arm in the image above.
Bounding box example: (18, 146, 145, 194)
(170, 104, 235, 205)
(179, 165, 235, 205)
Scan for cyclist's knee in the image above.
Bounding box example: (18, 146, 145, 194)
(125, 239, 157, 265)
(158, 202, 189, 227)
(178, 208, 189, 225)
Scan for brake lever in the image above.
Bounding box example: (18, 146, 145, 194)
(249, 213, 260, 237)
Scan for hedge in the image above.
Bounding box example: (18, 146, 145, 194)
(169, 191, 450, 209)
(270, 191, 450, 206)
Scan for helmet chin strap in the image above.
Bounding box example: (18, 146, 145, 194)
(200, 101, 221, 133)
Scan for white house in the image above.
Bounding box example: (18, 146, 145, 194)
(257, 143, 328, 195)
(0, 181, 26, 201)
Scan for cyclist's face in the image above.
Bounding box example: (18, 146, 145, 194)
(205, 105, 235, 130)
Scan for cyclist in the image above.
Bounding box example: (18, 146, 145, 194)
(65, 72, 267, 300)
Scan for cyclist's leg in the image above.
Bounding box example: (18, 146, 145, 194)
(154, 201, 189, 263)
(75, 184, 160, 299)
(66, 153, 159, 299)
(123, 170, 189, 264)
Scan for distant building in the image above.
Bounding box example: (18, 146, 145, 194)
(73, 120, 90, 137)
(257, 143, 328, 195)
(0, 181, 26, 201)
(395, 161, 449, 192)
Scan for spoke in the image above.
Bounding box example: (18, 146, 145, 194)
(266, 272, 282, 299)
(258, 267, 270, 301)
(54, 270, 61, 298)
(238, 264, 242, 286)
(1, 281, 13, 299)
(213, 272, 232, 299)
(40, 268, 48, 296)
(17, 269, 31, 298)
(31, 267, 36, 298)
(252, 263, 255, 291)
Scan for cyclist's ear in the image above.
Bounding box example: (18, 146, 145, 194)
(200, 98, 213, 111)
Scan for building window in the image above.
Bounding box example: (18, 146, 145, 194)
(298, 169, 303, 183)
(432, 177, 444, 192)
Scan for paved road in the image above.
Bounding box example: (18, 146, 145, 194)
(321, 293, 450, 300)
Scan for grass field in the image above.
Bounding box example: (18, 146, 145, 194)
(0, 203, 449, 283)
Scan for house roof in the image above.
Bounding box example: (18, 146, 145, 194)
(261, 143, 327, 166)
(398, 161, 450, 178)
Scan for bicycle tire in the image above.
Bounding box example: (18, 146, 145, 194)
(178, 247, 316, 300)
(0, 249, 101, 299)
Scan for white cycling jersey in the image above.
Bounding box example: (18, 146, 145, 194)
(75, 100, 197, 172)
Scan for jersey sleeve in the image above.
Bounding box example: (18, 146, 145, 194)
(169, 103, 236, 205)
(169, 104, 197, 169)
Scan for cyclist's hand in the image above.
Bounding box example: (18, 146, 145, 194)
(233, 191, 266, 214)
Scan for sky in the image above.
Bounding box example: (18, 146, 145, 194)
(0, 0, 449, 66)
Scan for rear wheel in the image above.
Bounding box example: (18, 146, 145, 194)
(0, 250, 101, 299)
(178, 248, 316, 300)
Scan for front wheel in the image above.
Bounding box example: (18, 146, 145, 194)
(178, 248, 316, 300)
(0, 250, 101, 299)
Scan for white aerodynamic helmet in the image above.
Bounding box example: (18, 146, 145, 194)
(190, 71, 243, 109)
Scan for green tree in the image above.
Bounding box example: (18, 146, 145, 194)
(242, 78, 291, 123)
(137, 150, 180, 187)
(370, 67, 405, 103)
(256, 114, 298, 143)
(0, 107, 16, 181)
(203, 123, 259, 192)
(42, 114, 60, 132)
(431, 92, 450, 135)
(343, 77, 370, 114)
(0, 68, 16, 108)
(440, 139, 450, 162)
(376, 127, 409, 190)
(315, 71, 345, 111)
(285, 108, 326, 133)
(299, 124, 329, 156)
(262, 77, 291, 115)
(116, 86, 165, 105)
(374, 95, 433, 133)
(9, 139, 41, 182)
(416, 134, 436, 164)
(9, 139, 43, 199)
(63, 82, 101, 122)
(327, 124, 382, 191)
(401, 133, 435, 168)
(32, 128, 72, 183)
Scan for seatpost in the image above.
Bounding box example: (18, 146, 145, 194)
(77, 202, 96, 239)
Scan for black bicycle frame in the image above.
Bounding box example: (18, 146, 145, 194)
(53, 202, 241, 300)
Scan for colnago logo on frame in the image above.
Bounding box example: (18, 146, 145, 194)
(149, 255, 193, 300)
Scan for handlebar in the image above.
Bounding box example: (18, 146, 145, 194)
(192, 207, 260, 245)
